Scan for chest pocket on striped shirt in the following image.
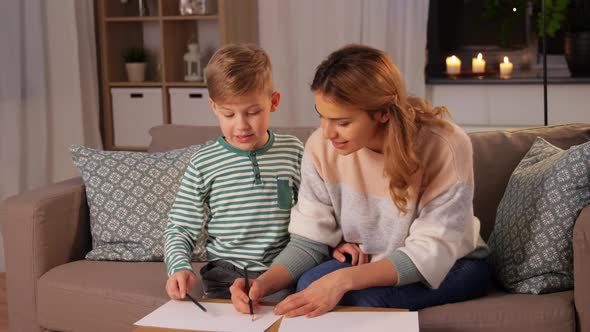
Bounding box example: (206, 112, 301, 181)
(276, 176, 294, 209)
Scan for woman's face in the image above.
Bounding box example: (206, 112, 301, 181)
(314, 93, 388, 155)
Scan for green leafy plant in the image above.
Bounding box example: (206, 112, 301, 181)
(536, 0, 569, 37)
(122, 47, 147, 63)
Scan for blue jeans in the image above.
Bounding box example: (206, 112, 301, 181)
(296, 258, 490, 311)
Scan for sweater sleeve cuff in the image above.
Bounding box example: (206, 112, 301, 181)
(272, 234, 329, 281)
(168, 264, 196, 277)
(387, 250, 425, 286)
(166, 254, 196, 276)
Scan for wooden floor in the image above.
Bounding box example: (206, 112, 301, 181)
(0, 273, 7, 332)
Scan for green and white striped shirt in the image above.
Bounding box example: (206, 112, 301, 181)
(164, 131, 304, 275)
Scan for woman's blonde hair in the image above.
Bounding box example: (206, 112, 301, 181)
(205, 44, 273, 104)
(311, 44, 451, 214)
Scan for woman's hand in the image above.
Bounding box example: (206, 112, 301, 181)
(333, 242, 369, 265)
(274, 269, 350, 318)
(165, 270, 197, 300)
(229, 277, 267, 314)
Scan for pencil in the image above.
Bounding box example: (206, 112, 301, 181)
(244, 266, 254, 321)
(185, 293, 207, 312)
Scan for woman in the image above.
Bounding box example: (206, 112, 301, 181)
(230, 44, 490, 317)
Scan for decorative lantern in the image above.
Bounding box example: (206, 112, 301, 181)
(183, 42, 203, 81)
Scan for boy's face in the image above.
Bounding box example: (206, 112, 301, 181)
(210, 91, 280, 150)
(314, 92, 389, 155)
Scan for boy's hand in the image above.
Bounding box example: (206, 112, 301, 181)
(333, 242, 369, 265)
(229, 277, 266, 314)
(166, 270, 197, 300)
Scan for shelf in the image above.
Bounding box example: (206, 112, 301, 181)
(106, 17, 161, 22)
(162, 15, 218, 21)
(104, 21, 161, 82)
(97, 0, 258, 150)
(165, 82, 207, 87)
(110, 82, 163, 87)
(104, 0, 160, 17)
(162, 20, 201, 82)
(104, 15, 218, 22)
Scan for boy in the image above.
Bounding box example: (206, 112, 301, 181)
(164, 44, 304, 301)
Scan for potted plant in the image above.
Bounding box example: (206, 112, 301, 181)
(485, 0, 589, 76)
(534, 0, 569, 55)
(563, 0, 590, 76)
(122, 47, 147, 82)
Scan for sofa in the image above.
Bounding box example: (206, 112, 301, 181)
(1, 123, 589, 332)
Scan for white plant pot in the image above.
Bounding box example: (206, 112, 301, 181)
(125, 62, 146, 82)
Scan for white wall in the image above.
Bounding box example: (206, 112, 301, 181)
(426, 84, 590, 132)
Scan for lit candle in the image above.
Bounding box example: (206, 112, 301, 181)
(472, 53, 486, 74)
(499, 56, 513, 78)
(446, 55, 461, 75)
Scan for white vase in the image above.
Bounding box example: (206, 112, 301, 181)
(125, 62, 146, 82)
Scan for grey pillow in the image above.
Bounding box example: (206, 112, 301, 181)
(71, 144, 207, 261)
(488, 137, 590, 294)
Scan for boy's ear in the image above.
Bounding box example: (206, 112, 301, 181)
(209, 98, 217, 113)
(270, 91, 281, 113)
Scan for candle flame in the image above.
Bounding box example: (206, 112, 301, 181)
(451, 55, 458, 61)
(504, 56, 509, 63)
(477, 53, 483, 60)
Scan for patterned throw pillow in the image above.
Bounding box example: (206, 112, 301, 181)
(71, 145, 207, 261)
(488, 137, 590, 294)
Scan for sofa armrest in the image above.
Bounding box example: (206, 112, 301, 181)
(0, 177, 91, 332)
(574, 204, 590, 332)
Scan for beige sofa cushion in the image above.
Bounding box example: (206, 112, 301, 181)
(470, 123, 590, 240)
(148, 124, 590, 241)
(37, 260, 206, 332)
(36, 261, 575, 332)
(419, 289, 575, 332)
(146, 123, 590, 240)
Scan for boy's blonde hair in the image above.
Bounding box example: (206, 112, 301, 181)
(205, 44, 273, 104)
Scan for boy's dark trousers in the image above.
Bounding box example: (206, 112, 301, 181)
(199, 260, 291, 301)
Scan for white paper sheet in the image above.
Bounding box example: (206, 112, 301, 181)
(278, 311, 419, 332)
(134, 300, 281, 332)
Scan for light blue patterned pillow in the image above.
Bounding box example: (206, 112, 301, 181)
(488, 137, 590, 294)
(71, 145, 206, 261)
